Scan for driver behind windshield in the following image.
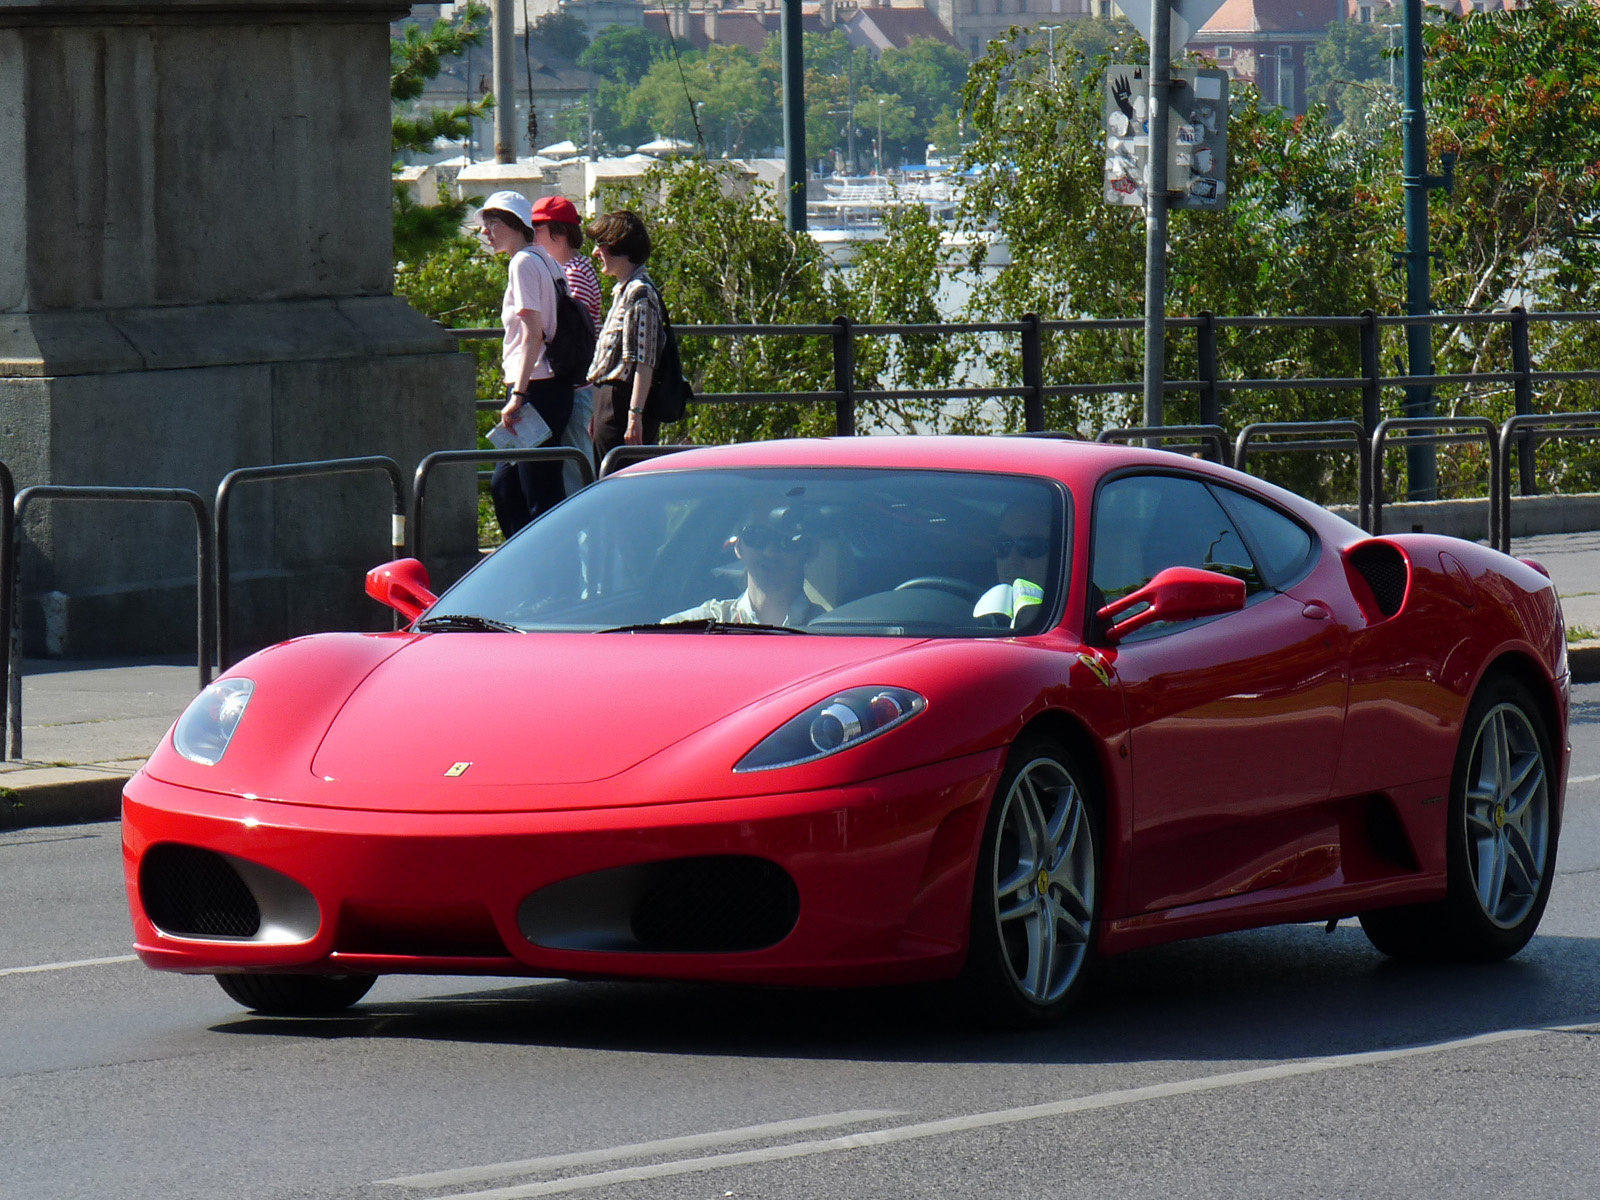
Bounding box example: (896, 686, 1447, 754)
(973, 499, 1052, 628)
(664, 503, 823, 627)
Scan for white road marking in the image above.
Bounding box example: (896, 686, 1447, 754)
(419, 1020, 1600, 1200)
(1569, 773, 1600, 784)
(379, 1110, 906, 1189)
(0, 954, 137, 977)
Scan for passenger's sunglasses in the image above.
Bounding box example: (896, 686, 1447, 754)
(992, 535, 1050, 558)
(737, 526, 807, 554)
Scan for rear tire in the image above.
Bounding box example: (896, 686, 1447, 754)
(960, 736, 1100, 1027)
(1360, 675, 1559, 962)
(214, 972, 376, 1015)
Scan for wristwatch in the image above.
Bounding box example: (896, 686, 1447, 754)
(629, 406, 645, 415)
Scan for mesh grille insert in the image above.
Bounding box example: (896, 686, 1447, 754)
(1349, 542, 1408, 617)
(631, 857, 800, 953)
(140, 844, 261, 939)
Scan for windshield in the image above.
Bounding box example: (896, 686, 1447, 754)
(429, 467, 1069, 637)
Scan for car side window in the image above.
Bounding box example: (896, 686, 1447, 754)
(1091, 474, 1264, 615)
(1209, 485, 1316, 589)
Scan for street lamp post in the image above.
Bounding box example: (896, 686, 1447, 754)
(876, 97, 884, 177)
(1039, 24, 1062, 84)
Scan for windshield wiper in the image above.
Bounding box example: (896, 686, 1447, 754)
(414, 613, 522, 633)
(598, 618, 812, 635)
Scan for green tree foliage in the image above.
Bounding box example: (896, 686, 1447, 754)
(608, 159, 849, 443)
(1420, 0, 1600, 493)
(391, 3, 492, 263)
(531, 10, 590, 62)
(956, 27, 1393, 497)
(579, 24, 669, 84)
(1305, 19, 1392, 130)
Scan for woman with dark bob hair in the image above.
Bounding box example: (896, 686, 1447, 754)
(584, 209, 668, 465)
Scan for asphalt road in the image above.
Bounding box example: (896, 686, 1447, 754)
(4, 689, 1599, 1200)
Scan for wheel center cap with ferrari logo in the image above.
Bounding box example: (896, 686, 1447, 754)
(1494, 803, 1507, 829)
(1036, 868, 1051, 894)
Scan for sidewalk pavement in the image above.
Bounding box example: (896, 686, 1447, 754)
(3, 531, 1599, 832)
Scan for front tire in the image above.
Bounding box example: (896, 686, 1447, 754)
(215, 972, 376, 1015)
(1360, 675, 1559, 961)
(960, 736, 1100, 1027)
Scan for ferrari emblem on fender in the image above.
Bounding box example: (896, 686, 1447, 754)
(1076, 653, 1112, 688)
(445, 762, 472, 777)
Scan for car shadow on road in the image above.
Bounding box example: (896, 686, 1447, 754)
(211, 924, 1600, 1067)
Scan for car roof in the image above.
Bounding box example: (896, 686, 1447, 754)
(619, 435, 1183, 486)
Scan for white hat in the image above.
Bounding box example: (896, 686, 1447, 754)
(480, 190, 533, 227)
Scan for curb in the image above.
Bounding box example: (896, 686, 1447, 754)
(0, 767, 130, 832)
(1571, 640, 1600, 685)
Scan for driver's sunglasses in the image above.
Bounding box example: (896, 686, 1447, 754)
(737, 526, 806, 554)
(992, 535, 1050, 558)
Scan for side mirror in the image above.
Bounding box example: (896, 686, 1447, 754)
(366, 558, 437, 622)
(1096, 566, 1246, 643)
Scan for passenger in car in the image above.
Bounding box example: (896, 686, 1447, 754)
(664, 504, 823, 627)
(974, 499, 1053, 628)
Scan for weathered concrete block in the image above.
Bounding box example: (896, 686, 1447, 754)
(0, 0, 481, 659)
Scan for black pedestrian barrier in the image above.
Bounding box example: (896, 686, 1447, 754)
(0, 463, 13, 750)
(411, 447, 595, 564)
(1495, 413, 1600, 554)
(598, 444, 698, 479)
(1096, 425, 1233, 468)
(1234, 422, 1373, 532)
(215, 458, 405, 672)
(7, 486, 212, 762)
(1370, 417, 1498, 540)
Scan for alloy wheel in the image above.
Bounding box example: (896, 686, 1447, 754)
(991, 756, 1096, 1005)
(1463, 701, 1551, 929)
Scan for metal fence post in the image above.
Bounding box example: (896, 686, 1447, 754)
(1021, 312, 1045, 433)
(1510, 305, 1537, 497)
(831, 316, 856, 436)
(1197, 311, 1220, 429)
(1360, 308, 1381, 437)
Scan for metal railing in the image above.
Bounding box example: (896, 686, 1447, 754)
(1234, 422, 1372, 531)
(8, 486, 212, 760)
(598, 444, 698, 479)
(1495, 412, 1600, 554)
(1096, 425, 1232, 466)
(214, 458, 406, 672)
(450, 306, 1600, 453)
(412, 447, 594, 564)
(1371, 417, 1499, 541)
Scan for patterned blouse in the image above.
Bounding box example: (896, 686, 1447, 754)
(587, 267, 665, 386)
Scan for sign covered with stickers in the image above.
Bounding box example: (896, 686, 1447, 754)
(1103, 65, 1229, 211)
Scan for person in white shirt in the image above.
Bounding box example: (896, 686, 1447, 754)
(666, 504, 822, 627)
(480, 190, 574, 537)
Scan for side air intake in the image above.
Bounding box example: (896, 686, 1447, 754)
(1347, 542, 1408, 619)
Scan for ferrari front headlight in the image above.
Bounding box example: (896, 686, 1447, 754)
(735, 686, 926, 773)
(173, 678, 254, 766)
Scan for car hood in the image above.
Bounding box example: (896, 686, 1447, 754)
(306, 631, 912, 794)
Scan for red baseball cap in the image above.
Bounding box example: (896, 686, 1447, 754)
(529, 195, 582, 225)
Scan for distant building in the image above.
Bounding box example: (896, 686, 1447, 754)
(924, 0, 1095, 59)
(844, 3, 962, 54)
(640, 0, 831, 51)
(1186, 0, 1341, 114)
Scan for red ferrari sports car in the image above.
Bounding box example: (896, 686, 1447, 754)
(123, 436, 1568, 1025)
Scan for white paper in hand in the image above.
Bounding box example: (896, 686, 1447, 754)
(487, 402, 553, 450)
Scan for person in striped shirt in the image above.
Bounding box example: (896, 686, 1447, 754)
(529, 195, 601, 491)
(584, 209, 666, 467)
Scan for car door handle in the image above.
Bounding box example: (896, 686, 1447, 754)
(1301, 601, 1331, 621)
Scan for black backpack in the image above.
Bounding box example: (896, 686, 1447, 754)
(536, 253, 597, 387)
(644, 284, 693, 424)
